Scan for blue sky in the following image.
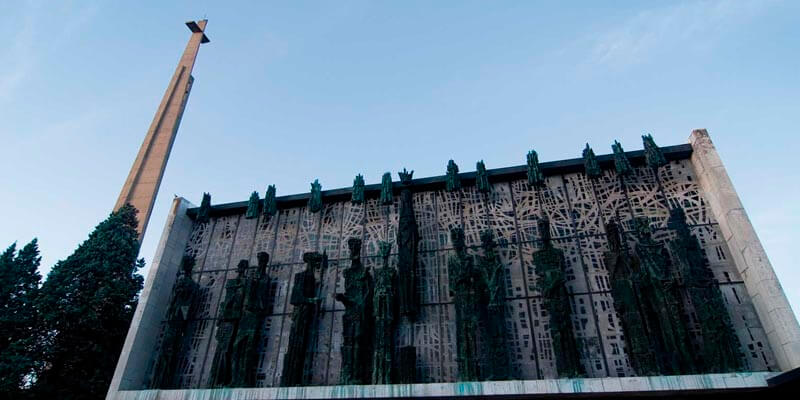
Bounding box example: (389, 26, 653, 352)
(1, 1, 798, 316)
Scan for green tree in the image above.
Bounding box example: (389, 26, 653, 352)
(34, 204, 144, 399)
(0, 239, 42, 399)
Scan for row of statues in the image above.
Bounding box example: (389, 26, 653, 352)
(152, 201, 743, 388)
(606, 208, 744, 375)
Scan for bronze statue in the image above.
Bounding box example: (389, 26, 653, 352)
(372, 241, 397, 384)
(280, 252, 322, 387)
(527, 150, 545, 186)
(309, 180, 323, 213)
(668, 207, 744, 372)
(632, 217, 695, 375)
(603, 222, 658, 375)
(380, 172, 393, 205)
(335, 238, 374, 384)
(398, 345, 416, 384)
(446, 160, 461, 192)
(476, 160, 490, 193)
(245, 191, 260, 219)
(352, 174, 365, 204)
(642, 134, 666, 170)
(197, 193, 211, 223)
(230, 252, 272, 387)
(611, 140, 633, 176)
(478, 230, 511, 380)
(582, 144, 601, 179)
(396, 168, 419, 319)
(448, 227, 486, 381)
(533, 217, 584, 378)
(264, 185, 277, 217)
(151, 255, 198, 388)
(209, 260, 248, 387)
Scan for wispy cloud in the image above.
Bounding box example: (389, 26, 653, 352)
(590, 0, 771, 68)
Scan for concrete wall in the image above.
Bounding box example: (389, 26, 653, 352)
(108, 197, 196, 399)
(689, 129, 800, 371)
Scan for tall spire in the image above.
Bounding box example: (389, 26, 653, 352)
(114, 20, 210, 240)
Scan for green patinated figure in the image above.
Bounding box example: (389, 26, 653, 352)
(352, 174, 365, 204)
(281, 252, 322, 387)
(398, 346, 416, 384)
(476, 160, 490, 193)
(448, 227, 486, 381)
(397, 168, 419, 319)
(197, 193, 211, 223)
(245, 191, 260, 219)
(209, 260, 248, 387)
(151, 255, 198, 389)
(642, 134, 666, 170)
(603, 222, 659, 375)
(633, 217, 696, 375)
(308, 180, 323, 213)
(446, 160, 461, 192)
(380, 172, 393, 205)
(533, 217, 584, 378)
(582, 144, 601, 179)
(230, 253, 272, 387)
(612, 140, 633, 176)
(372, 241, 397, 384)
(335, 238, 374, 385)
(668, 207, 744, 373)
(264, 185, 277, 217)
(478, 230, 511, 381)
(527, 150, 545, 187)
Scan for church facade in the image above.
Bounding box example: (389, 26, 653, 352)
(107, 130, 800, 399)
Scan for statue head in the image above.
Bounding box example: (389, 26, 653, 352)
(537, 216, 552, 246)
(480, 229, 495, 249)
(378, 241, 392, 259)
(257, 252, 270, 278)
(398, 168, 414, 185)
(605, 221, 622, 252)
(180, 254, 196, 276)
(303, 251, 324, 269)
(633, 217, 653, 240)
(347, 237, 362, 260)
(450, 227, 466, 252)
(237, 259, 249, 276)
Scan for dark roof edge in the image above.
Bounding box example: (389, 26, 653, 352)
(187, 143, 693, 218)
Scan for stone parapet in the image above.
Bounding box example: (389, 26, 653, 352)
(689, 129, 800, 370)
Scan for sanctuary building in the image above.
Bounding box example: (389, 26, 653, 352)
(108, 130, 800, 399)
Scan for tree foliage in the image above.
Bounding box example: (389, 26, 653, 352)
(0, 239, 41, 399)
(33, 204, 144, 399)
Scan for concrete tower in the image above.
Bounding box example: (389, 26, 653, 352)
(114, 20, 210, 240)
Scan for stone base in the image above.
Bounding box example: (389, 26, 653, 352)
(113, 372, 775, 400)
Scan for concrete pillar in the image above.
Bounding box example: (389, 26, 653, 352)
(689, 129, 800, 370)
(107, 197, 195, 399)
